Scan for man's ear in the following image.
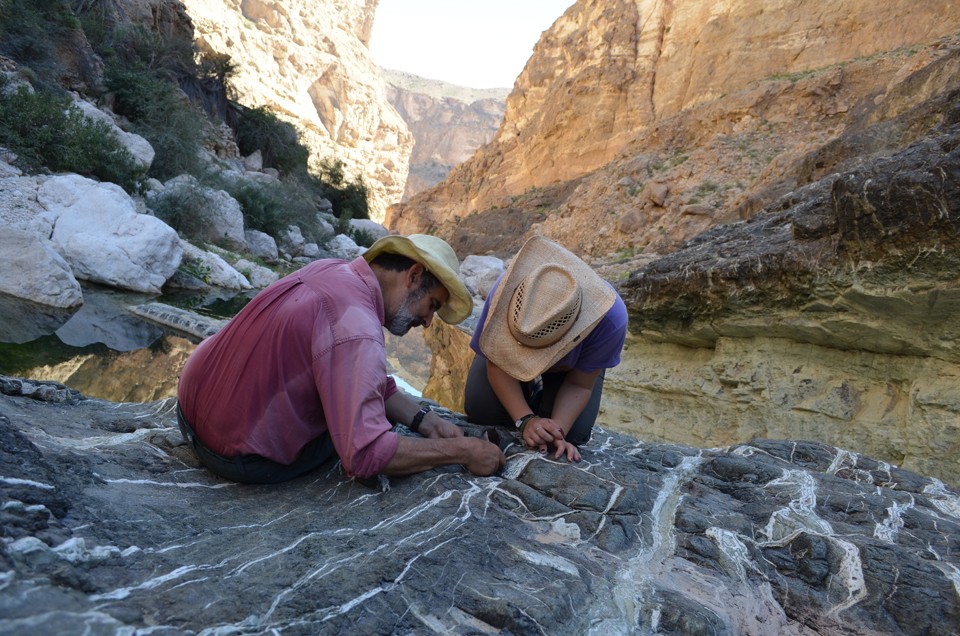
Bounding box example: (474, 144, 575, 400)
(405, 263, 425, 289)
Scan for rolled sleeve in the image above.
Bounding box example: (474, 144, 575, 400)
(314, 334, 399, 478)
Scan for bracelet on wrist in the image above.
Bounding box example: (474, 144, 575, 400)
(410, 406, 430, 433)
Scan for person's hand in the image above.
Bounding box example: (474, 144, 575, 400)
(419, 413, 464, 439)
(522, 416, 580, 462)
(462, 437, 506, 476)
(551, 438, 581, 462)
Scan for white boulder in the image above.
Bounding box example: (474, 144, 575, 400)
(0, 175, 54, 237)
(40, 175, 182, 294)
(460, 255, 505, 300)
(244, 229, 279, 260)
(71, 98, 155, 170)
(233, 258, 279, 289)
(279, 224, 306, 256)
(180, 241, 252, 291)
(326, 234, 363, 260)
(0, 228, 83, 308)
(348, 218, 390, 241)
(162, 175, 246, 249)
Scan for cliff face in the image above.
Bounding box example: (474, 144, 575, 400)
(382, 70, 506, 201)
(181, 0, 411, 222)
(387, 0, 960, 258)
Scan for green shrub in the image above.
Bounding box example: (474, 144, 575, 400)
(0, 0, 80, 87)
(313, 158, 370, 221)
(145, 180, 216, 240)
(235, 105, 310, 175)
(105, 61, 207, 180)
(203, 173, 320, 242)
(348, 226, 377, 248)
(0, 80, 144, 191)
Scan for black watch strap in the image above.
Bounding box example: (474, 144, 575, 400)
(515, 413, 537, 430)
(410, 406, 430, 433)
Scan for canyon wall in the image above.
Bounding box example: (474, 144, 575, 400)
(423, 94, 960, 486)
(382, 69, 506, 201)
(387, 0, 960, 260)
(181, 0, 411, 222)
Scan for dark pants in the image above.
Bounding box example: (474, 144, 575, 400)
(463, 355, 605, 446)
(176, 403, 338, 484)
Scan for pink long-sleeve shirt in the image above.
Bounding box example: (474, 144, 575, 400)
(177, 256, 400, 477)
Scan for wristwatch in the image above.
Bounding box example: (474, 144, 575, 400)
(514, 413, 537, 432)
(409, 406, 431, 433)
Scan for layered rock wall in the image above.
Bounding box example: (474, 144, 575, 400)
(424, 94, 960, 487)
(382, 70, 506, 201)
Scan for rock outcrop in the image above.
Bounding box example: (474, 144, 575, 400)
(181, 0, 412, 222)
(1, 376, 958, 635)
(387, 0, 960, 259)
(382, 69, 507, 201)
(606, 105, 960, 487)
(421, 95, 960, 488)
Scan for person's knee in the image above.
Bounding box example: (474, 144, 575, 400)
(566, 426, 593, 446)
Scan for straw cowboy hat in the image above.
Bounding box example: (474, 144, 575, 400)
(479, 236, 615, 381)
(364, 233, 473, 324)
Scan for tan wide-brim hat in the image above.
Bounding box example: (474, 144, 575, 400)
(363, 234, 473, 324)
(479, 235, 615, 381)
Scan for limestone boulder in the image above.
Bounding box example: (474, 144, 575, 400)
(40, 175, 182, 294)
(243, 229, 279, 261)
(70, 99, 155, 170)
(0, 175, 55, 237)
(0, 229, 82, 309)
(160, 175, 247, 250)
(325, 233, 363, 260)
(233, 258, 279, 289)
(460, 254, 504, 300)
(278, 224, 306, 257)
(347, 217, 390, 241)
(179, 241, 251, 291)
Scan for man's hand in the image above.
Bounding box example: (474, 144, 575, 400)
(462, 437, 506, 476)
(384, 433, 504, 476)
(418, 413, 464, 439)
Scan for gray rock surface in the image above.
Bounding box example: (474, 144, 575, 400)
(1, 377, 957, 635)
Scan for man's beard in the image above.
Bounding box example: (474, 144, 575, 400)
(386, 286, 428, 336)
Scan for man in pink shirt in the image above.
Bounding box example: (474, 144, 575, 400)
(176, 234, 505, 484)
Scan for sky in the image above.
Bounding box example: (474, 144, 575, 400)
(370, 0, 573, 89)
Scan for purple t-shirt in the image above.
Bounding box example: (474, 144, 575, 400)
(470, 273, 628, 374)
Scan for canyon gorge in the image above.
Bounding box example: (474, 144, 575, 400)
(2, 1, 960, 633)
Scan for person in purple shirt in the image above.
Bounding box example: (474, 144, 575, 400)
(465, 236, 628, 463)
(177, 234, 505, 484)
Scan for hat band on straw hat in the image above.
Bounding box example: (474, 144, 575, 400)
(507, 264, 582, 348)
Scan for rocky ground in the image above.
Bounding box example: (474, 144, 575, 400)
(1, 376, 958, 635)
